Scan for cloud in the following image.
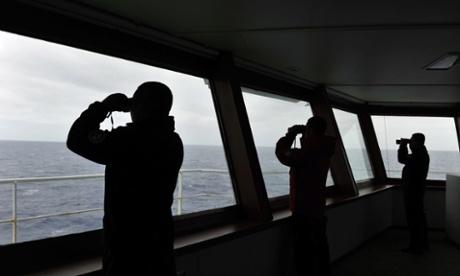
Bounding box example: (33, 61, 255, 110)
(0, 30, 457, 151)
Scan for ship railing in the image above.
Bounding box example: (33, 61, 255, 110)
(0, 169, 238, 244)
(0, 169, 449, 243)
(0, 174, 104, 244)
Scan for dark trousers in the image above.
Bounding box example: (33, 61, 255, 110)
(403, 191, 428, 249)
(292, 213, 330, 276)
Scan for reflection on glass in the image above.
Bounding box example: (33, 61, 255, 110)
(0, 30, 234, 244)
(333, 108, 374, 181)
(243, 88, 334, 199)
(372, 116, 460, 180)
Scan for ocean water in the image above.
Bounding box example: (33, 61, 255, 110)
(0, 141, 287, 245)
(0, 140, 458, 245)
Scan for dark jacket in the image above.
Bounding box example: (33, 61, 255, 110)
(67, 102, 183, 273)
(398, 145, 429, 193)
(275, 133, 336, 218)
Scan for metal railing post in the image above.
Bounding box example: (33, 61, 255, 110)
(12, 181, 17, 243)
(177, 172, 183, 216)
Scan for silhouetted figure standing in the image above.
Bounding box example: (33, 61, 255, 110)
(67, 82, 183, 275)
(276, 116, 336, 276)
(398, 133, 429, 254)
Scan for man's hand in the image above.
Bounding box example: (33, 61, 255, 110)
(102, 93, 131, 112)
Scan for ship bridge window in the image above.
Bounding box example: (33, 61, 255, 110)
(242, 88, 334, 199)
(171, 79, 235, 215)
(371, 115, 460, 180)
(0, 30, 234, 245)
(333, 108, 374, 181)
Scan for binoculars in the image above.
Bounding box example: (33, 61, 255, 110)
(396, 138, 410, 144)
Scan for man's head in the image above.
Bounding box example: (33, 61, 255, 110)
(305, 116, 327, 137)
(130, 82, 173, 122)
(410, 132, 425, 151)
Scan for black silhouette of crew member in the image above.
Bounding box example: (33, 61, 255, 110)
(67, 82, 183, 275)
(276, 116, 336, 276)
(398, 133, 429, 254)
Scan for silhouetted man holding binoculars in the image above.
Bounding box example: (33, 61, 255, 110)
(397, 133, 430, 254)
(276, 116, 336, 276)
(67, 82, 183, 275)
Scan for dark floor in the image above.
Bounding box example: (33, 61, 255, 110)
(331, 228, 460, 276)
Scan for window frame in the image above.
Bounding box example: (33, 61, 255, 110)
(370, 114, 460, 186)
(332, 106, 375, 186)
(366, 104, 458, 187)
(329, 99, 460, 188)
(0, 5, 245, 240)
(241, 87, 328, 199)
(239, 82, 339, 210)
(346, 99, 460, 188)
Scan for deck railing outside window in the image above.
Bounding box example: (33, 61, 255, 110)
(0, 169, 239, 244)
(1, 167, 451, 244)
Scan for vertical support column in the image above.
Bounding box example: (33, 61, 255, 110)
(358, 109, 388, 184)
(210, 52, 272, 221)
(454, 105, 460, 151)
(310, 85, 358, 196)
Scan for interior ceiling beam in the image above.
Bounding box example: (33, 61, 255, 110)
(173, 23, 460, 36)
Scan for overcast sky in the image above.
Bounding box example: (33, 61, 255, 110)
(0, 30, 225, 145)
(0, 30, 459, 151)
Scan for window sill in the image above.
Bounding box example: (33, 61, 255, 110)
(23, 184, 397, 275)
(174, 184, 396, 255)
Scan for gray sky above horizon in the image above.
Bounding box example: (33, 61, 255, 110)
(0, 30, 459, 151)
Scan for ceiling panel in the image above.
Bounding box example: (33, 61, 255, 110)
(67, 0, 460, 104)
(330, 85, 460, 104)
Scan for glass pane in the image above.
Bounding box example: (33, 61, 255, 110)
(0, 30, 233, 244)
(243, 88, 334, 199)
(371, 116, 460, 180)
(333, 108, 374, 181)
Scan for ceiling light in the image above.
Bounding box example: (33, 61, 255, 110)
(424, 53, 460, 70)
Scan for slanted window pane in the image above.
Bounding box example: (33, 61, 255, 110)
(171, 80, 235, 215)
(243, 88, 334, 199)
(333, 108, 374, 181)
(371, 116, 460, 180)
(0, 30, 234, 244)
